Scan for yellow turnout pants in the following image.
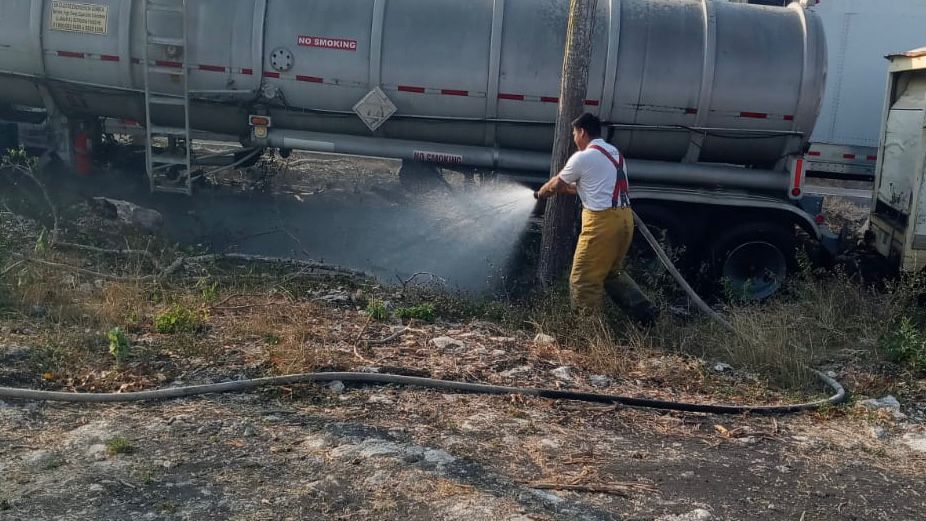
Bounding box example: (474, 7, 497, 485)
(570, 207, 634, 310)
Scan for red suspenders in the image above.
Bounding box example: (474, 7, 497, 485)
(587, 144, 630, 207)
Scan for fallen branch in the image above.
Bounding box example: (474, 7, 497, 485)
(55, 241, 163, 270)
(353, 317, 374, 363)
(527, 481, 658, 496)
(211, 302, 281, 312)
(367, 327, 411, 346)
(12, 252, 370, 284)
(0, 260, 25, 277)
(208, 293, 275, 308)
(188, 253, 371, 279)
(12, 253, 165, 282)
(397, 272, 446, 293)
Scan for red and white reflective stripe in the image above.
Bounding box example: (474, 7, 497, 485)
(261, 71, 364, 87)
(737, 111, 794, 121)
(52, 50, 121, 62)
(38, 50, 801, 117)
(393, 85, 485, 98)
(496, 93, 600, 106)
(48, 50, 252, 75)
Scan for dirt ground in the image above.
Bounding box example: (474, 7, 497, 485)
(2, 350, 925, 521)
(1, 150, 925, 520)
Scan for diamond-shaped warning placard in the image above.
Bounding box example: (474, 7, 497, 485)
(353, 87, 397, 132)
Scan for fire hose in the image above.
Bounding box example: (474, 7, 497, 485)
(0, 212, 847, 414)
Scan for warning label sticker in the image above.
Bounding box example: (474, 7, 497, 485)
(50, 1, 108, 35)
(413, 151, 465, 165)
(298, 36, 358, 52)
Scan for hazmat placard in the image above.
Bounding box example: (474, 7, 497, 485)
(50, 1, 109, 35)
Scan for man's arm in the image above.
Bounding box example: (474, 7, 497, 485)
(535, 154, 583, 200)
(535, 176, 577, 200)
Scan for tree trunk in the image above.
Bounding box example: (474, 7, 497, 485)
(537, 0, 600, 288)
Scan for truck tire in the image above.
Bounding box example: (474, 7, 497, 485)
(709, 221, 796, 301)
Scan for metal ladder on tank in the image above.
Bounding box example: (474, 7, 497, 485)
(143, 0, 194, 195)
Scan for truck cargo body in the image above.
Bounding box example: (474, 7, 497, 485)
(869, 49, 926, 273)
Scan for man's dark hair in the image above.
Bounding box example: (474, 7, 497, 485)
(572, 113, 602, 138)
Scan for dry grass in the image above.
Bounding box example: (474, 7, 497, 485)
(636, 269, 924, 391)
(223, 299, 353, 374)
(1, 192, 923, 404)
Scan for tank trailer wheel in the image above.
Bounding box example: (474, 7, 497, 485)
(710, 222, 796, 301)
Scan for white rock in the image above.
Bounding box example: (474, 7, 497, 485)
(860, 396, 901, 411)
(902, 432, 926, 453)
(88, 484, 105, 493)
(423, 448, 456, 466)
(500, 366, 532, 378)
(91, 197, 163, 232)
(302, 435, 330, 451)
(870, 426, 889, 441)
(551, 366, 573, 381)
(533, 334, 556, 345)
(490, 349, 507, 357)
(66, 421, 116, 449)
(331, 439, 403, 459)
(23, 450, 60, 471)
(539, 438, 561, 450)
(86, 444, 108, 461)
(860, 396, 907, 420)
(365, 471, 391, 487)
(528, 489, 564, 505)
(657, 509, 713, 521)
(430, 336, 465, 350)
(589, 375, 612, 388)
(327, 381, 346, 394)
(368, 394, 394, 405)
(713, 363, 732, 373)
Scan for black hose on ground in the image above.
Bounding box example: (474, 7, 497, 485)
(0, 371, 845, 415)
(0, 212, 848, 414)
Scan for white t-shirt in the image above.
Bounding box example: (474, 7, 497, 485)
(558, 139, 630, 211)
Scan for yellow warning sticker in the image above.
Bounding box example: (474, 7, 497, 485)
(50, 1, 108, 35)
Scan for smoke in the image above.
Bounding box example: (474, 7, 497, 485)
(164, 180, 538, 293)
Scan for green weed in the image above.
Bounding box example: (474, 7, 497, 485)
(154, 304, 203, 334)
(395, 303, 437, 323)
(366, 299, 389, 321)
(107, 327, 130, 363)
(197, 278, 219, 303)
(105, 437, 135, 456)
(880, 316, 926, 373)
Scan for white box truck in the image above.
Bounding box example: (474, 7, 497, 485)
(806, 0, 926, 180)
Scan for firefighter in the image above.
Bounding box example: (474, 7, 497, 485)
(535, 113, 655, 320)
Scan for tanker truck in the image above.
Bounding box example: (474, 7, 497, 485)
(0, 0, 837, 299)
